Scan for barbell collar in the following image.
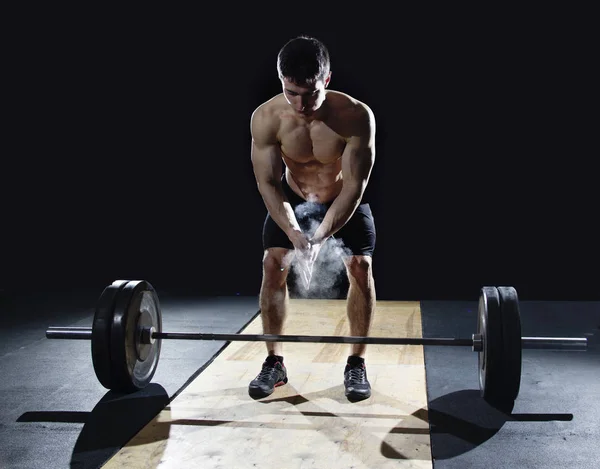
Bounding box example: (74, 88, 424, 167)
(472, 333, 483, 352)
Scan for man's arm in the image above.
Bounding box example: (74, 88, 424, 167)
(250, 106, 304, 240)
(311, 104, 376, 244)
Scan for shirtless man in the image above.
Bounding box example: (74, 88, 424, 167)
(248, 36, 377, 401)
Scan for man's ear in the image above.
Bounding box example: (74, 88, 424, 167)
(325, 71, 332, 88)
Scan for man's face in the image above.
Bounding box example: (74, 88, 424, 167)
(281, 73, 330, 116)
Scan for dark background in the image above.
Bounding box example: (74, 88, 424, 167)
(3, 6, 597, 301)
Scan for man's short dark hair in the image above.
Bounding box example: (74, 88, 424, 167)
(277, 35, 330, 85)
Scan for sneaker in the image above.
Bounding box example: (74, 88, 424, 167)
(344, 356, 371, 401)
(248, 355, 288, 398)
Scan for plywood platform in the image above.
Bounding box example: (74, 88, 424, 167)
(101, 299, 432, 468)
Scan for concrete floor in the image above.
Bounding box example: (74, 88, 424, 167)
(421, 299, 600, 469)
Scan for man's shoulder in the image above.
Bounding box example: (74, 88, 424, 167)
(250, 94, 284, 140)
(251, 94, 286, 121)
(327, 90, 375, 132)
(327, 90, 374, 119)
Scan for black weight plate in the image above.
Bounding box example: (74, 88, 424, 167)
(91, 280, 130, 390)
(478, 286, 503, 405)
(497, 286, 522, 408)
(110, 280, 162, 392)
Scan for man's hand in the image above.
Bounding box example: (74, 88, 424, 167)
(287, 228, 311, 252)
(295, 241, 323, 289)
(287, 229, 326, 289)
(304, 240, 323, 265)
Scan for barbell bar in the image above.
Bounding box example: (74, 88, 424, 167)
(45, 327, 587, 351)
(44, 280, 589, 412)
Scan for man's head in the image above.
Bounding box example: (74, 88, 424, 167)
(277, 36, 331, 116)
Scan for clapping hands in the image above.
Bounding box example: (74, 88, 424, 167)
(287, 228, 323, 290)
(295, 241, 322, 289)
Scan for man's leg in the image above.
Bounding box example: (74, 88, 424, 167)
(259, 247, 293, 356)
(344, 255, 376, 355)
(249, 247, 293, 398)
(342, 254, 376, 401)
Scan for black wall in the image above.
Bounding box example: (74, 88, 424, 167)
(4, 8, 596, 300)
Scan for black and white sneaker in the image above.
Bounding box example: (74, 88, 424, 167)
(344, 355, 371, 401)
(248, 355, 288, 398)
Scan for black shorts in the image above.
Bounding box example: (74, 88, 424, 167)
(262, 177, 376, 257)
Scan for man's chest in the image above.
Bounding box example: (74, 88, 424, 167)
(279, 120, 346, 163)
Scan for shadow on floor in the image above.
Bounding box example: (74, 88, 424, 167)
(427, 389, 574, 460)
(18, 383, 170, 469)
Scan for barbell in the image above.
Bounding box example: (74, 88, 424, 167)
(45, 280, 588, 411)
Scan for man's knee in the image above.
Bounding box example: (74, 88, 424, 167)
(344, 255, 373, 283)
(262, 248, 292, 287)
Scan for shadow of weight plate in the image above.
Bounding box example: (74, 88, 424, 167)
(91, 280, 130, 389)
(110, 280, 162, 392)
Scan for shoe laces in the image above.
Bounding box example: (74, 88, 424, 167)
(347, 365, 366, 383)
(256, 362, 280, 380)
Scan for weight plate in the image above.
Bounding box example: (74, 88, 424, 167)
(110, 280, 162, 392)
(478, 286, 503, 406)
(497, 286, 522, 408)
(91, 280, 130, 390)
